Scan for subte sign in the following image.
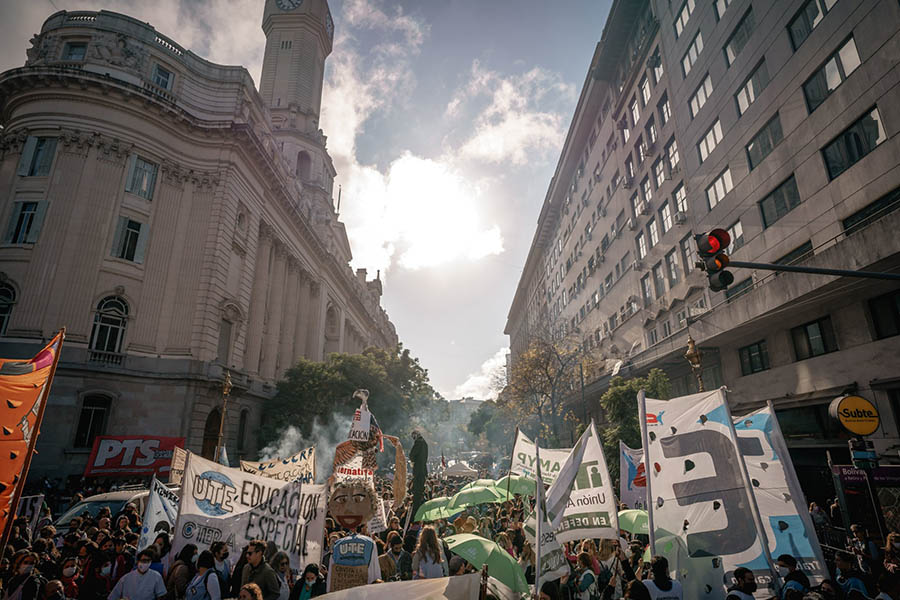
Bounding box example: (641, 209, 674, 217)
(829, 395, 880, 437)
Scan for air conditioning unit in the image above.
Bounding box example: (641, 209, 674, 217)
(644, 142, 656, 157)
(639, 201, 651, 215)
(623, 177, 634, 189)
(599, 206, 607, 218)
(598, 254, 605, 263)
(616, 118, 629, 130)
(647, 54, 661, 68)
(674, 211, 687, 224)
(627, 217, 636, 230)
(632, 259, 645, 271)
(586, 231, 593, 241)
(594, 169, 602, 183)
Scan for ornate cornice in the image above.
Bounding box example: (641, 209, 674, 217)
(95, 135, 131, 165)
(58, 128, 96, 157)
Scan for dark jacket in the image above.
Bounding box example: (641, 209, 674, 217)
(287, 576, 326, 599)
(5, 573, 45, 600)
(241, 561, 280, 600)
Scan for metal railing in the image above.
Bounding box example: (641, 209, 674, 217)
(88, 350, 125, 366)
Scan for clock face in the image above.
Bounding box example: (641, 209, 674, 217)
(325, 10, 334, 39)
(275, 0, 302, 11)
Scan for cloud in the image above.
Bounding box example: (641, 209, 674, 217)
(453, 347, 509, 400)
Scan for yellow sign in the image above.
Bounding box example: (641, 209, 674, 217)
(829, 395, 880, 436)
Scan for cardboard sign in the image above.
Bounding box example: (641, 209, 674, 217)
(349, 408, 372, 442)
(170, 446, 187, 485)
(241, 446, 315, 483)
(85, 436, 185, 477)
(16, 494, 44, 535)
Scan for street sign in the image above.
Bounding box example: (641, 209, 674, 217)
(829, 394, 880, 436)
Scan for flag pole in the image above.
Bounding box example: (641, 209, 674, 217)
(534, 438, 542, 600)
(637, 390, 655, 554)
(0, 328, 65, 553)
(505, 427, 519, 502)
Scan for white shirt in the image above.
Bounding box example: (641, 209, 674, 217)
(644, 579, 684, 600)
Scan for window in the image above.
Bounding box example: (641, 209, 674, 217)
(631, 193, 641, 217)
(658, 94, 671, 126)
(789, 0, 838, 50)
(747, 114, 784, 170)
(63, 42, 87, 61)
(605, 273, 613, 291)
(652, 48, 664, 83)
(725, 277, 753, 300)
(674, 0, 696, 39)
(111, 217, 148, 263)
(662, 320, 673, 338)
(640, 76, 651, 106)
(652, 262, 666, 296)
(641, 274, 653, 303)
(17, 136, 57, 177)
(706, 168, 734, 210)
(842, 186, 900, 236)
(4, 201, 46, 245)
(238, 409, 250, 452)
(648, 219, 659, 247)
(822, 107, 886, 180)
(125, 155, 158, 200)
(682, 32, 704, 76)
(646, 117, 658, 145)
(152, 64, 173, 90)
(869, 289, 900, 339)
(0, 283, 15, 335)
(636, 136, 647, 166)
(660, 201, 673, 233)
(715, 0, 732, 20)
(653, 159, 665, 189)
(803, 37, 861, 112)
(760, 175, 802, 228)
(74, 395, 110, 448)
(791, 316, 838, 360)
(724, 9, 755, 66)
(739, 340, 770, 375)
(698, 119, 723, 163)
(674, 183, 688, 213)
(630, 97, 641, 127)
(217, 319, 233, 364)
(625, 155, 635, 180)
(280, 40, 293, 49)
(736, 60, 770, 116)
(775, 241, 813, 266)
(609, 313, 619, 330)
(726, 220, 744, 253)
(89, 296, 129, 355)
(680, 234, 697, 274)
(642, 177, 653, 203)
(637, 232, 648, 259)
(665, 249, 680, 285)
(666, 138, 680, 171)
(689, 74, 714, 118)
(648, 328, 659, 346)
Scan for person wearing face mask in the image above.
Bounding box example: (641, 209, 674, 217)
(165, 546, 198, 600)
(725, 567, 757, 600)
(835, 550, 872, 599)
(208, 543, 231, 592)
(77, 554, 111, 600)
(59, 558, 79, 600)
(6, 550, 46, 600)
(107, 549, 167, 600)
(184, 552, 220, 600)
(44, 579, 66, 600)
(776, 554, 809, 598)
(287, 565, 325, 600)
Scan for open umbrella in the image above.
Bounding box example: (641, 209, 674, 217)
(447, 486, 504, 511)
(618, 509, 649, 535)
(413, 496, 451, 522)
(444, 533, 530, 594)
(494, 474, 536, 498)
(462, 478, 497, 490)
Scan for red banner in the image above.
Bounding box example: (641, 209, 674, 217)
(84, 436, 185, 477)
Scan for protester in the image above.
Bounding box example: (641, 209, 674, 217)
(238, 583, 263, 600)
(379, 532, 412, 581)
(59, 557, 79, 600)
(518, 541, 535, 585)
(835, 550, 871, 599)
(411, 525, 448, 579)
(6, 551, 46, 600)
(269, 552, 291, 600)
(877, 570, 900, 600)
(777, 554, 810, 598)
(184, 551, 220, 600)
(642, 556, 682, 600)
(726, 567, 757, 600)
(209, 543, 231, 592)
(573, 552, 597, 600)
(810, 503, 830, 528)
(885, 532, 900, 574)
(108, 548, 167, 600)
(165, 545, 197, 600)
(286, 565, 325, 600)
(851, 524, 882, 576)
(77, 553, 111, 600)
(240, 541, 279, 600)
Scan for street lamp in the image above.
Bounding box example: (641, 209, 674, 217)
(684, 335, 704, 392)
(214, 370, 233, 462)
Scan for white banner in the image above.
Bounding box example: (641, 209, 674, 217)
(535, 443, 569, 590)
(734, 405, 828, 589)
(642, 389, 775, 599)
(173, 452, 326, 571)
(241, 446, 316, 484)
(139, 476, 179, 551)
(169, 446, 187, 485)
(367, 498, 387, 535)
(510, 431, 569, 485)
(15, 495, 43, 535)
(619, 441, 647, 510)
(349, 407, 372, 442)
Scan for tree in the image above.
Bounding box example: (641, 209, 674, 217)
(598, 368, 671, 483)
(467, 398, 520, 457)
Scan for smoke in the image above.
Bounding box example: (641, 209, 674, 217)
(259, 413, 353, 483)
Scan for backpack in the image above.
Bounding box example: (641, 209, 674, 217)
(577, 569, 602, 600)
(185, 571, 213, 600)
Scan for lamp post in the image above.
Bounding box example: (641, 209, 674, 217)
(214, 370, 233, 463)
(684, 335, 704, 392)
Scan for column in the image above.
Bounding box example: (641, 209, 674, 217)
(243, 225, 272, 374)
(305, 280, 324, 360)
(278, 259, 300, 377)
(261, 244, 286, 380)
(293, 270, 312, 363)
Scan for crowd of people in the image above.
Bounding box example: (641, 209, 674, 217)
(3, 472, 900, 600)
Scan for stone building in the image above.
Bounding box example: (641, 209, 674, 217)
(0, 0, 398, 480)
(506, 0, 900, 497)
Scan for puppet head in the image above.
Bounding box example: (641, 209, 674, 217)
(328, 478, 378, 530)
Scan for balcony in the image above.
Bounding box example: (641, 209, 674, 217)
(88, 350, 125, 366)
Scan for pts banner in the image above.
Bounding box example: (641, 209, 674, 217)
(85, 436, 185, 477)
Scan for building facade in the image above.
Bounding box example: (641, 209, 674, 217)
(506, 0, 900, 497)
(0, 0, 398, 480)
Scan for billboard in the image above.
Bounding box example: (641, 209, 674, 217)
(84, 435, 185, 477)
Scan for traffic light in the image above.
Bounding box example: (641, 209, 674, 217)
(695, 229, 734, 292)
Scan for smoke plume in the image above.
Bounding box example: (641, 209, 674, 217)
(259, 413, 353, 483)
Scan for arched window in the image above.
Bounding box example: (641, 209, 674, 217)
(237, 409, 249, 452)
(89, 296, 128, 355)
(0, 282, 16, 335)
(296, 151, 312, 181)
(202, 408, 221, 460)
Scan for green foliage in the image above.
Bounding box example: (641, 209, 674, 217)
(467, 399, 523, 457)
(599, 368, 671, 483)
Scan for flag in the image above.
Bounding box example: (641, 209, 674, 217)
(619, 441, 647, 509)
(241, 446, 316, 483)
(138, 476, 179, 550)
(534, 441, 568, 594)
(509, 430, 570, 485)
(0, 331, 63, 539)
(217, 446, 230, 467)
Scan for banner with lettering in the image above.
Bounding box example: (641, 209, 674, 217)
(15, 494, 44, 535)
(641, 389, 774, 599)
(619, 441, 647, 509)
(173, 452, 326, 570)
(169, 446, 187, 485)
(510, 431, 570, 485)
(534, 442, 569, 590)
(84, 435, 184, 477)
(241, 446, 316, 484)
(734, 405, 828, 589)
(139, 476, 179, 551)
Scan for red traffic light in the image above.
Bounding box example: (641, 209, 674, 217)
(696, 229, 731, 256)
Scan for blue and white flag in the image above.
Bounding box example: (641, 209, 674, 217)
(138, 476, 179, 551)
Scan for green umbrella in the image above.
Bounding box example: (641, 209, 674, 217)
(445, 533, 530, 594)
(462, 478, 497, 490)
(494, 474, 536, 498)
(414, 496, 451, 522)
(447, 485, 504, 511)
(618, 509, 649, 535)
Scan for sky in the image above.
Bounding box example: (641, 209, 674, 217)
(0, 0, 609, 399)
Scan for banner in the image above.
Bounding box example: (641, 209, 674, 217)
(735, 406, 828, 588)
(0, 332, 63, 540)
(524, 424, 619, 544)
(173, 452, 326, 570)
(15, 494, 44, 535)
(510, 431, 569, 485)
(170, 446, 187, 485)
(534, 443, 569, 591)
(366, 498, 387, 535)
(241, 446, 315, 484)
(138, 476, 179, 551)
(642, 389, 775, 599)
(619, 441, 647, 509)
(84, 435, 185, 477)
